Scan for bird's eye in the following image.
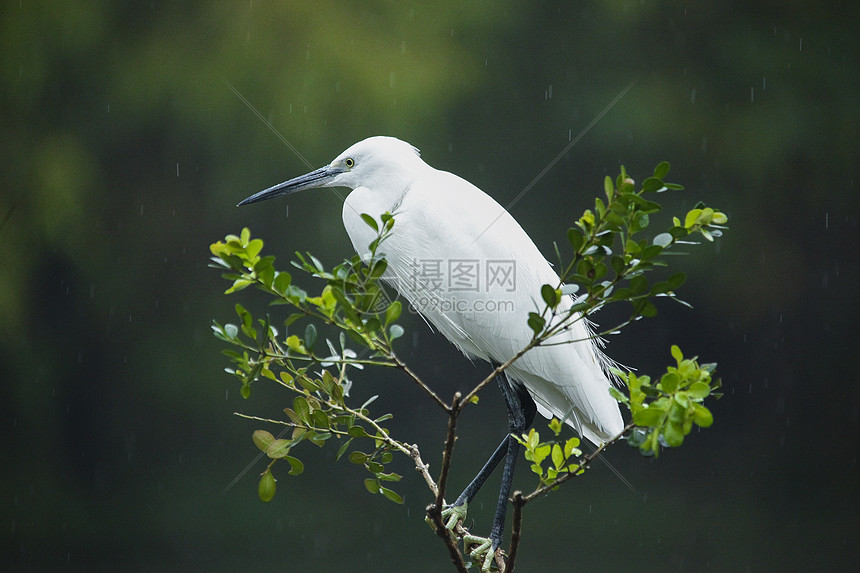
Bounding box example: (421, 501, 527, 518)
(345, 157, 355, 168)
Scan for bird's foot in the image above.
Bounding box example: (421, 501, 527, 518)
(430, 503, 499, 570)
(424, 503, 462, 542)
(441, 501, 468, 530)
(463, 534, 497, 571)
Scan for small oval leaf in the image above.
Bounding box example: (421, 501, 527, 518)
(258, 471, 276, 502)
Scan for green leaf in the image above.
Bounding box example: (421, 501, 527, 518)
(667, 273, 686, 290)
(349, 451, 368, 465)
(684, 209, 702, 229)
(246, 238, 264, 261)
(633, 406, 665, 427)
(668, 400, 686, 423)
(369, 258, 387, 279)
(308, 253, 325, 272)
(360, 213, 379, 232)
(335, 438, 353, 461)
(564, 437, 581, 458)
(642, 176, 664, 193)
(630, 275, 648, 294)
(663, 421, 685, 447)
(273, 271, 292, 294)
(671, 345, 684, 364)
(527, 313, 546, 337)
(533, 444, 551, 465)
(253, 430, 275, 452)
(293, 396, 311, 423)
(258, 470, 276, 502)
(660, 372, 681, 393)
(688, 382, 710, 399)
(384, 301, 402, 325)
(380, 486, 404, 504)
(363, 316, 381, 334)
(304, 323, 317, 352)
(674, 392, 691, 409)
(389, 324, 404, 341)
(364, 478, 380, 494)
(308, 432, 331, 446)
(653, 161, 670, 180)
(223, 323, 239, 340)
(286, 335, 304, 353)
(310, 409, 330, 429)
(567, 228, 584, 251)
(652, 233, 673, 248)
(225, 278, 254, 294)
(551, 443, 564, 469)
(609, 386, 628, 404)
(284, 455, 304, 475)
(632, 299, 658, 318)
(692, 403, 714, 427)
(266, 438, 291, 459)
(541, 284, 560, 308)
(348, 425, 369, 438)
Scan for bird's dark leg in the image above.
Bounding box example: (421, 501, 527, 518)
(450, 434, 509, 508)
(488, 376, 536, 549)
(445, 369, 537, 556)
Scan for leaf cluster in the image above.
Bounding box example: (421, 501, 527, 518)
(611, 345, 721, 456)
(513, 418, 582, 488)
(209, 220, 408, 503)
(529, 162, 728, 340)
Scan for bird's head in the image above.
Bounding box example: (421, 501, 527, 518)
(238, 136, 424, 206)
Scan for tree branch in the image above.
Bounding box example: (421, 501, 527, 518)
(427, 502, 469, 573)
(392, 353, 451, 412)
(435, 392, 462, 509)
(506, 491, 525, 572)
(410, 444, 439, 496)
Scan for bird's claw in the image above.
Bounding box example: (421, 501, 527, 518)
(440, 501, 468, 530)
(463, 534, 496, 571)
(424, 504, 462, 543)
(431, 503, 498, 570)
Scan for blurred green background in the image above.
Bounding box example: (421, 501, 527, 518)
(2, 1, 858, 571)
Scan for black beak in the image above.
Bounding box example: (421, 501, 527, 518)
(237, 165, 341, 206)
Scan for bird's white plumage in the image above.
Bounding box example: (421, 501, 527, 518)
(327, 136, 623, 445)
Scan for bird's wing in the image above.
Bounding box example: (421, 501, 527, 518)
(351, 169, 624, 444)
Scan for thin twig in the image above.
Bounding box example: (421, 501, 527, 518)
(460, 345, 536, 407)
(392, 354, 451, 412)
(506, 491, 525, 572)
(409, 444, 438, 496)
(425, 392, 488, 572)
(435, 392, 462, 509)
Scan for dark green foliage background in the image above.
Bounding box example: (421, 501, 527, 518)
(2, 2, 857, 570)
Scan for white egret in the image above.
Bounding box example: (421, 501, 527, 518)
(238, 136, 623, 552)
